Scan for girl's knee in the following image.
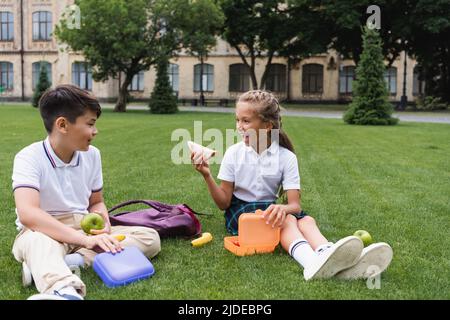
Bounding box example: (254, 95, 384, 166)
(298, 216, 317, 231)
(283, 214, 297, 227)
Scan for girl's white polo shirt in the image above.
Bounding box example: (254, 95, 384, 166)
(218, 141, 300, 202)
(12, 137, 103, 230)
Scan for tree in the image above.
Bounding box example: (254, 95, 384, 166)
(220, 0, 328, 90)
(320, 1, 406, 66)
(406, 0, 450, 103)
(180, 0, 224, 105)
(32, 65, 51, 108)
(320, 0, 450, 103)
(344, 27, 398, 125)
(55, 0, 188, 112)
(149, 57, 178, 114)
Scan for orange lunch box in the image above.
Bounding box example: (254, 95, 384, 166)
(224, 209, 280, 256)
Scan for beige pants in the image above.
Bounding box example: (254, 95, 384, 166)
(12, 213, 161, 297)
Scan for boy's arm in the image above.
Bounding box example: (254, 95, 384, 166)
(15, 188, 88, 246)
(88, 190, 111, 226)
(88, 190, 112, 234)
(87, 147, 111, 233)
(15, 188, 122, 252)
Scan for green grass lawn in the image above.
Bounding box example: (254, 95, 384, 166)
(0, 105, 449, 300)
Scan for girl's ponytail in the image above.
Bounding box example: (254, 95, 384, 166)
(279, 127, 295, 154)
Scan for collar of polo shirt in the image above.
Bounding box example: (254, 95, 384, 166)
(244, 139, 279, 157)
(43, 137, 81, 168)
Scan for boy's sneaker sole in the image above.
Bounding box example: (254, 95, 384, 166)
(27, 293, 69, 300)
(303, 236, 363, 281)
(335, 242, 393, 280)
(22, 262, 33, 287)
(27, 292, 83, 300)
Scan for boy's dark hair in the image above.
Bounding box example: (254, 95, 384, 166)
(39, 84, 102, 133)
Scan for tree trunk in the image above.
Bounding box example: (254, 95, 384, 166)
(249, 51, 258, 90)
(114, 74, 133, 112)
(250, 64, 258, 90)
(259, 52, 274, 90)
(259, 66, 268, 90)
(233, 44, 258, 90)
(352, 48, 361, 66)
(200, 56, 205, 106)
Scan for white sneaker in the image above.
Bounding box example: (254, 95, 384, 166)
(335, 242, 393, 280)
(303, 236, 363, 281)
(27, 290, 83, 300)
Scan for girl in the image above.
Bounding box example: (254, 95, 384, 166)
(191, 90, 392, 281)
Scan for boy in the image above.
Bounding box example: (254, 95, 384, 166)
(12, 85, 161, 300)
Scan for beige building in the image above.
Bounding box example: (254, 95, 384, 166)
(0, 0, 424, 104)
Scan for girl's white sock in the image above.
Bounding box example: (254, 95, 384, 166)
(288, 238, 317, 269)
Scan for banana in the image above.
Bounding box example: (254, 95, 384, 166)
(191, 232, 213, 247)
(113, 234, 126, 241)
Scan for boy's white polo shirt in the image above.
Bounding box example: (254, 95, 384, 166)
(12, 137, 103, 230)
(218, 141, 300, 202)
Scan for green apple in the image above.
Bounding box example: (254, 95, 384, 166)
(354, 230, 373, 247)
(80, 212, 105, 234)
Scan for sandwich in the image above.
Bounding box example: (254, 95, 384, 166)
(187, 140, 216, 161)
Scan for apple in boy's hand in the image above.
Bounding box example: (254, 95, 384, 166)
(354, 230, 373, 247)
(81, 212, 105, 234)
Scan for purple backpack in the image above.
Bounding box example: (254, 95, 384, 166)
(108, 200, 202, 238)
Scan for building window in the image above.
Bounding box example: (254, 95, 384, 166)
(302, 64, 323, 94)
(0, 61, 13, 90)
(413, 66, 425, 96)
(168, 63, 179, 93)
(32, 61, 52, 90)
(384, 67, 397, 95)
(128, 71, 144, 91)
(339, 66, 355, 94)
(265, 63, 286, 92)
(0, 12, 13, 41)
(33, 11, 52, 41)
(229, 64, 250, 92)
(194, 63, 214, 92)
(72, 62, 92, 90)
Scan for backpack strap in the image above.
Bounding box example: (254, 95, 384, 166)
(108, 200, 155, 215)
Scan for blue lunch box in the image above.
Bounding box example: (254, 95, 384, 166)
(93, 246, 155, 288)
